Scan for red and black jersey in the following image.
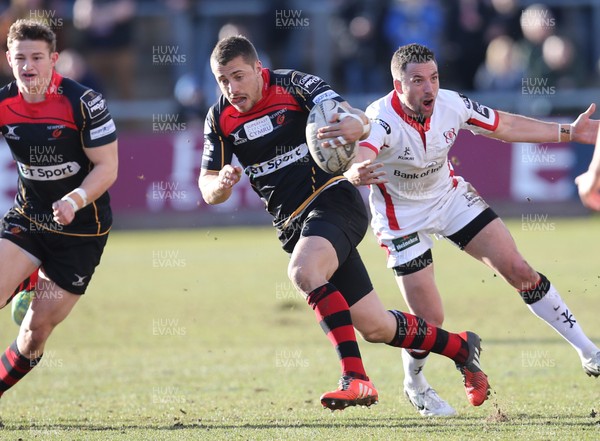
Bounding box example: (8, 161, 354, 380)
(202, 68, 346, 228)
(0, 71, 117, 235)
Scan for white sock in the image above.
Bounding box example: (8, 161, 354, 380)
(527, 284, 599, 359)
(402, 349, 429, 390)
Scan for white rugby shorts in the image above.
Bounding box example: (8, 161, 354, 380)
(375, 177, 489, 268)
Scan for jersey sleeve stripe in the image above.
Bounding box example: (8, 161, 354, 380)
(467, 109, 499, 132)
(359, 141, 379, 155)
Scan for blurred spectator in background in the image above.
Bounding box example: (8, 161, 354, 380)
(519, 4, 585, 90)
(541, 34, 584, 89)
(73, 0, 135, 100)
(383, 0, 444, 65)
(474, 34, 524, 91)
(485, 0, 522, 42)
(518, 4, 555, 82)
(55, 48, 104, 93)
(330, 0, 388, 94)
(443, 0, 495, 90)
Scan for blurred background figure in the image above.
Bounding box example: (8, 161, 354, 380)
(443, 0, 494, 90)
(329, 0, 388, 94)
(55, 48, 105, 93)
(474, 34, 524, 91)
(485, 0, 522, 42)
(518, 3, 556, 82)
(518, 4, 585, 90)
(383, 0, 444, 65)
(541, 34, 584, 89)
(73, 0, 135, 100)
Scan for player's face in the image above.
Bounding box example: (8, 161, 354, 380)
(6, 39, 58, 97)
(213, 55, 263, 113)
(395, 61, 439, 119)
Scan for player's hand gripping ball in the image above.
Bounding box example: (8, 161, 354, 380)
(306, 99, 357, 174)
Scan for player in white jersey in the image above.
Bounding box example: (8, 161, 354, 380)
(576, 129, 600, 210)
(342, 43, 600, 417)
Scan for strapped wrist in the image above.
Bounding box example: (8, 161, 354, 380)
(340, 113, 370, 136)
(61, 196, 79, 212)
(73, 187, 88, 207)
(558, 123, 573, 143)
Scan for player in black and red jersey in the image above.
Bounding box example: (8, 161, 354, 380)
(200, 35, 491, 410)
(0, 19, 118, 397)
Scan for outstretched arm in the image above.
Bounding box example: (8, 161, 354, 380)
(489, 104, 598, 144)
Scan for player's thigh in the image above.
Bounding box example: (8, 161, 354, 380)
(0, 238, 40, 305)
(288, 184, 367, 291)
(394, 263, 444, 326)
(288, 234, 339, 290)
(40, 233, 109, 295)
(22, 270, 80, 332)
(463, 217, 537, 286)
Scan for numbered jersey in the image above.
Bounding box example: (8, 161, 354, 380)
(361, 89, 499, 231)
(202, 68, 346, 228)
(0, 71, 117, 235)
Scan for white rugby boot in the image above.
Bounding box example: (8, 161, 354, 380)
(582, 351, 600, 377)
(404, 384, 456, 417)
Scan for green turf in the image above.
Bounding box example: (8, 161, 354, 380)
(1, 216, 600, 440)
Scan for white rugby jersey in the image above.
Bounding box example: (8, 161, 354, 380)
(360, 89, 499, 233)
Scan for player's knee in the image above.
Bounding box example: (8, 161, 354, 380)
(358, 324, 389, 343)
(504, 259, 539, 290)
(19, 324, 54, 352)
(422, 311, 443, 328)
(287, 263, 317, 294)
(356, 314, 395, 343)
(406, 301, 444, 327)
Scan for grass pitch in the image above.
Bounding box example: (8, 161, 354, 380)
(1, 216, 599, 440)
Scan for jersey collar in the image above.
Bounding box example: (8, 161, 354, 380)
(391, 91, 431, 133)
(261, 68, 270, 93)
(241, 68, 270, 113)
(16, 70, 63, 102)
(391, 91, 431, 150)
(46, 70, 63, 97)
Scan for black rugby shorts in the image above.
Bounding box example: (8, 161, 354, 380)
(278, 181, 373, 306)
(1, 208, 109, 295)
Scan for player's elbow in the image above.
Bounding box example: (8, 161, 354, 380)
(202, 193, 219, 205)
(198, 174, 228, 205)
(199, 186, 227, 205)
(200, 187, 216, 205)
(106, 163, 118, 188)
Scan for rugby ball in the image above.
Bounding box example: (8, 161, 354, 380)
(306, 99, 357, 174)
(11, 289, 34, 326)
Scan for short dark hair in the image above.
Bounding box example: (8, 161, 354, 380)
(391, 43, 436, 80)
(7, 19, 56, 53)
(210, 35, 258, 67)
